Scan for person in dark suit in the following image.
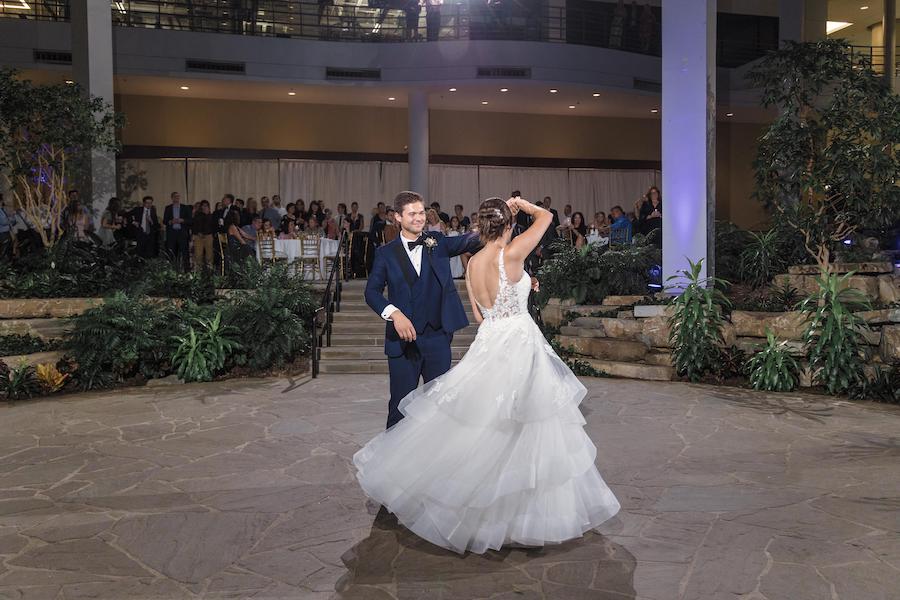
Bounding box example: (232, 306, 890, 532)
(365, 191, 481, 429)
(131, 195, 160, 259)
(163, 192, 192, 271)
(542, 196, 561, 234)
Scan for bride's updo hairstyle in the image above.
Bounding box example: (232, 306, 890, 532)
(477, 197, 512, 242)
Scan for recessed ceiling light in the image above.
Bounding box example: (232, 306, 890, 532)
(568, 105, 576, 109)
(449, 87, 457, 92)
(860, 5, 869, 10)
(481, 101, 489, 105)
(180, 86, 190, 90)
(64, 79, 74, 84)
(388, 97, 396, 101)
(288, 91, 296, 96)
(726, 112, 734, 117)
(500, 88, 508, 92)
(549, 89, 558, 93)
(650, 108, 659, 113)
(592, 92, 600, 97)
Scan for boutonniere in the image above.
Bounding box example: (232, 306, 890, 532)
(423, 234, 438, 253)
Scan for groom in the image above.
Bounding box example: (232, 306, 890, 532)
(365, 191, 481, 429)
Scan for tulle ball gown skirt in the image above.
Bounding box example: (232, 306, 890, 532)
(353, 313, 621, 555)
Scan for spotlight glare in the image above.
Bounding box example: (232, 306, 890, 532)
(180, 85, 190, 90)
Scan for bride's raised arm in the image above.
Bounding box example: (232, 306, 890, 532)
(505, 198, 553, 264)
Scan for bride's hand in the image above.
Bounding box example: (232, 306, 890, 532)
(506, 197, 520, 217)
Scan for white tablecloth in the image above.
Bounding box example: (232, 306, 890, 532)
(586, 234, 609, 246)
(257, 237, 340, 280)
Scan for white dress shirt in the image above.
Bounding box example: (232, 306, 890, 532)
(380, 232, 423, 321)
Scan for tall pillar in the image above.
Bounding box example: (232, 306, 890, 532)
(71, 0, 116, 219)
(408, 91, 429, 198)
(662, 0, 716, 287)
(884, 0, 896, 90)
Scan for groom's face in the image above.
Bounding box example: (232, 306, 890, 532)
(398, 201, 426, 236)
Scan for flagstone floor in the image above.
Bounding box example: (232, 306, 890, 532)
(0, 375, 898, 600)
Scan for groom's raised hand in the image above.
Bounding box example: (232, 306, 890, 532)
(390, 309, 417, 342)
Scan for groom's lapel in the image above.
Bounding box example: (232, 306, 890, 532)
(391, 240, 418, 289)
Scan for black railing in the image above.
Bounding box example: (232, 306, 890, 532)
(1, 1, 780, 65)
(850, 45, 900, 77)
(311, 228, 347, 378)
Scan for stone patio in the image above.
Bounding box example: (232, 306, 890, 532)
(0, 375, 898, 599)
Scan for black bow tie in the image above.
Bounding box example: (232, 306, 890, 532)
(407, 237, 426, 251)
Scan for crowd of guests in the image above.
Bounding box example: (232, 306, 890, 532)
(0, 185, 662, 276)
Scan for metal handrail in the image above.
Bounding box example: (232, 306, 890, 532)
(311, 228, 347, 378)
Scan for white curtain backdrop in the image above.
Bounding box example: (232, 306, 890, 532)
(117, 159, 187, 208)
(187, 159, 279, 204)
(123, 158, 661, 219)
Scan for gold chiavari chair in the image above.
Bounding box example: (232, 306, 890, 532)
(298, 233, 322, 280)
(257, 231, 287, 267)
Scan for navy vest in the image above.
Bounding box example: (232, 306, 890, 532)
(411, 257, 443, 332)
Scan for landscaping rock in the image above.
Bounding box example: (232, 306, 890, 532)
(880, 326, 900, 364)
(0, 298, 103, 319)
(633, 305, 673, 318)
(570, 316, 606, 330)
(617, 310, 634, 319)
(602, 295, 646, 307)
(644, 351, 673, 367)
(581, 358, 673, 381)
(0, 319, 72, 340)
(735, 337, 805, 356)
(788, 262, 893, 275)
(559, 326, 605, 338)
(639, 317, 671, 348)
(599, 318, 643, 340)
(0, 351, 63, 368)
(731, 311, 807, 340)
(855, 309, 900, 325)
(877, 275, 900, 305)
(774, 273, 881, 300)
(556, 337, 648, 362)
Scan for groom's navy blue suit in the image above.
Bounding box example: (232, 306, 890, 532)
(365, 232, 481, 429)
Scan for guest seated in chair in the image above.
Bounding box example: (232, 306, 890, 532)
(609, 205, 633, 244)
(306, 215, 324, 237)
(280, 220, 299, 240)
(227, 211, 255, 262)
(569, 212, 587, 249)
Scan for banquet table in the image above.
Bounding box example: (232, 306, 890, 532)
(256, 237, 340, 280)
(586, 233, 609, 246)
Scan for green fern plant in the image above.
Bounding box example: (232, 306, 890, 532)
(747, 329, 801, 392)
(799, 269, 870, 395)
(667, 258, 732, 382)
(171, 312, 241, 382)
(1, 362, 41, 401)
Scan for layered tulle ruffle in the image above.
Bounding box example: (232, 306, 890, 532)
(353, 313, 621, 555)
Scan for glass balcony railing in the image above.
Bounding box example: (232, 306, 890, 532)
(1, 0, 780, 66)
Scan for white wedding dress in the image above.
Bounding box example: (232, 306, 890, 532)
(353, 248, 620, 555)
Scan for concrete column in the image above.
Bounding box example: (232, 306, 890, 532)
(779, 0, 827, 43)
(408, 91, 429, 199)
(71, 0, 116, 220)
(662, 0, 716, 286)
(885, 0, 896, 90)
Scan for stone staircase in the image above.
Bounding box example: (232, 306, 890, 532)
(317, 279, 479, 374)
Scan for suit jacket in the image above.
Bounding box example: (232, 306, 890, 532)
(548, 207, 561, 230)
(365, 232, 481, 357)
(163, 203, 193, 236)
(131, 206, 160, 236)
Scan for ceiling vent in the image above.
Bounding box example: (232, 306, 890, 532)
(33, 50, 72, 65)
(186, 59, 246, 74)
(326, 67, 381, 80)
(477, 67, 531, 78)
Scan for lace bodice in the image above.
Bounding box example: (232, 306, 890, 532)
(473, 248, 531, 323)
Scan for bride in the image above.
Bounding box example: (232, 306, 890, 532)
(353, 196, 620, 555)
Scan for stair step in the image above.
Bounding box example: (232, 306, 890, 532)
(320, 346, 469, 360)
(331, 311, 477, 323)
(330, 333, 478, 346)
(319, 359, 462, 374)
(330, 323, 480, 335)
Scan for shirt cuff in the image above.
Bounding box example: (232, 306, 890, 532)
(381, 304, 398, 321)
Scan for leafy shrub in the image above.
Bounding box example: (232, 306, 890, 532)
(171, 312, 241, 382)
(667, 258, 732, 382)
(537, 233, 660, 305)
(1, 362, 41, 401)
(222, 286, 315, 371)
(712, 345, 748, 383)
(740, 229, 789, 288)
(63, 292, 179, 390)
(851, 365, 900, 404)
(35, 363, 68, 393)
(0, 334, 59, 356)
(134, 260, 219, 304)
(799, 270, 871, 395)
(747, 329, 801, 392)
(715, 221, 752, 283)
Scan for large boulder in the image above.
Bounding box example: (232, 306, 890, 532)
(877, 275, 900, 305)
(599, 318, 643, 341)
(880, 325, 900, 364)
(788, 262, 893, 275)
(602, 295, 646, 306)
(555, 336, 648, 361)
(731, 311, 807, 340)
